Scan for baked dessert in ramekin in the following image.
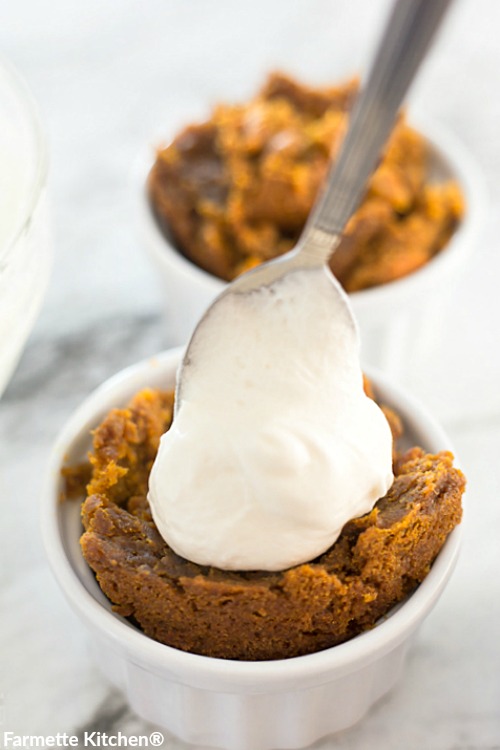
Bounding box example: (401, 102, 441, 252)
(67, 378, 463, 661)
(43, 348, 465, 749)
(148, 73, 464, 292)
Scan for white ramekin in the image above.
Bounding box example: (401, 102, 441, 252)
(137, 119, 486, 373)
(42, 347, 463, 750)
(0, 58, 52, 397)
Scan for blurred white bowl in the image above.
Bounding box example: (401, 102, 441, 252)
(42, 347, 463, 750)
(0, 58, 52, 397)
(138, 119, 486, 372)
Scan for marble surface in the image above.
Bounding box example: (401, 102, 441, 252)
(1, 1, 500, 748)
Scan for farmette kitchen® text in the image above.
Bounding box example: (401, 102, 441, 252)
(2, 731, 165, 748)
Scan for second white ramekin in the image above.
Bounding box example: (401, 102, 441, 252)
(138, 119, 486, 375)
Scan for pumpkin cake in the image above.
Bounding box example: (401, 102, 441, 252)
(65, 386, 465, 661)
(148, 72, 464, 291)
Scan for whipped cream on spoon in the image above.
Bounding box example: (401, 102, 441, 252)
(149, 0, 453, 570)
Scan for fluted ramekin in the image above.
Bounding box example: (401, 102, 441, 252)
(42, 347, 463, 750)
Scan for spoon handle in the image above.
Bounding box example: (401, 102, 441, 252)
(302, 0, 453, 257)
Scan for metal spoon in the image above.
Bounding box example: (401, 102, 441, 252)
(176, 0, 452, 403)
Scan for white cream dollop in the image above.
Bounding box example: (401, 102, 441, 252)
(148, 268, 394, 571)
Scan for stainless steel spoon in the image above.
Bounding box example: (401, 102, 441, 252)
(176, 0, 452, 403)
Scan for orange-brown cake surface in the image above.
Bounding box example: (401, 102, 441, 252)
(148, 72, 464, 291)
(69, 387, 465, 661)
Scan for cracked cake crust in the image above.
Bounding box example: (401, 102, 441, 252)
(70, 387, 464, 661)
